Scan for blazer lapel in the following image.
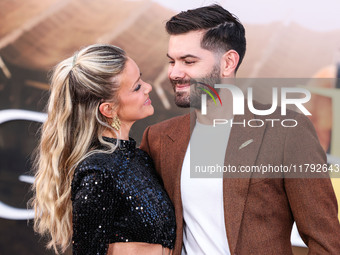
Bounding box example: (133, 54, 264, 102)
(223, 110, 267, 253)
(160, 113, 194, 211)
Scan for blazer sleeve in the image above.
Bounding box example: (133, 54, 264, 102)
(72, 166, 117, 255)
(284, 114, 340, 254)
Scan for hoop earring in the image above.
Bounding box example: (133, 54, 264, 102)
(111, 116, 121, 131)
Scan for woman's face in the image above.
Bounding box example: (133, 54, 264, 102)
(116, 57, 154, 125)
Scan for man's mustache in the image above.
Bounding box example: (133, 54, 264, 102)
(170, 78, 214, 87)
(170, 79, 191, 86)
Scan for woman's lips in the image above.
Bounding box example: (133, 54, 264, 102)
(144, 98, 152, 105)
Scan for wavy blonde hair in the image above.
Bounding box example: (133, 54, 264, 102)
(31, 44, 127, 253)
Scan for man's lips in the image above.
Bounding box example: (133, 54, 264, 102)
(175, 83, 190, 91)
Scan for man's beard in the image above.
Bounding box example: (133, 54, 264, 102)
(170, 64, 221, 108)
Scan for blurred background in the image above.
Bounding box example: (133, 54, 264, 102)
(0, 0, 339, 254)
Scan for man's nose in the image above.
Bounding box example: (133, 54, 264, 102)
(168, 63, 185, 80)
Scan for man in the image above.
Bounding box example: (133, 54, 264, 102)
(141, 4, 340, 254)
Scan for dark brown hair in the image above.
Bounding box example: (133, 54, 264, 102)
(166, 4, 246, 72)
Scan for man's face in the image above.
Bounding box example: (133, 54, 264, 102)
(167, 31, 221, 108)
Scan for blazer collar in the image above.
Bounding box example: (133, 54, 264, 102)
(166, 111, 196, 142)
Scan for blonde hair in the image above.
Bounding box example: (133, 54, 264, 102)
(31, 44, 127, 253)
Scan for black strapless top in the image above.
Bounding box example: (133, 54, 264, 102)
(71, 137, 176, 254)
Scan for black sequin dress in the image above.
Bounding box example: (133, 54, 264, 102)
(71, 137, 176, 255)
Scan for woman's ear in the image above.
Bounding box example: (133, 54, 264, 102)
(99, 102, 116, 118)
(220, 50, 240, 77)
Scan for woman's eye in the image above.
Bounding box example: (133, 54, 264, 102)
(134, 84, 141, 91)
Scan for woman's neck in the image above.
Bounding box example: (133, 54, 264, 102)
(102, 123, 132, 140)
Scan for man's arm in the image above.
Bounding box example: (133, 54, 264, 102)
(284, 114, 340, 254)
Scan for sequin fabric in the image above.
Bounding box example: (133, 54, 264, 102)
(71, 137, 176, 255)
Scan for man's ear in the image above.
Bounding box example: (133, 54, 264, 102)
(99, 102, 116, 118)
(220, 50, 239, 77)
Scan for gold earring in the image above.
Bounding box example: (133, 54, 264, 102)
(111, 116, 121, 131)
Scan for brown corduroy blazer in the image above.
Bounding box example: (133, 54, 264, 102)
(140, 107, 340, 255)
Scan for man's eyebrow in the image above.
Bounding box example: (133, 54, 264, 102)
(166, 53, 200, 60)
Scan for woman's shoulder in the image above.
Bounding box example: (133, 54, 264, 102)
(77, 151, 116, 171)
(71, 152, 117, 199)
(72, 152, 117, 185)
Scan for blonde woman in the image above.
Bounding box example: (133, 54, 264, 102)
(31, 44, 175, 255)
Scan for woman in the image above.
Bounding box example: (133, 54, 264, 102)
(31, 44, 175, 255)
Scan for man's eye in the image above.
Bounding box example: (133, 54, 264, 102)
(184, 61, 195, 65)
(168, 61, 175, 65)
(134, 84, 141, 91)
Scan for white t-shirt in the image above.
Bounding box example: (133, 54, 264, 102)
(181, 121, 231, 255)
